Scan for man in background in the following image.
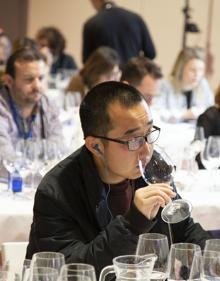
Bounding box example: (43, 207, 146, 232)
(83, 0, 156, 65)
(0, 47, 63, 158)
(121, 57, 162, 106)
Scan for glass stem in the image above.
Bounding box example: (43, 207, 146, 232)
(167, 223, 173, 245)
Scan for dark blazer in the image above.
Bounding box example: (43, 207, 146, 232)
(82, 3, 156, 64)
(26, 146, 210, 277)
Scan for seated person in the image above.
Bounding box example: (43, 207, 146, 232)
(0, 47, 63, 159)
(36, 26, 78, 74)
(121, 56, 162, 106)
(157, 47, 214, 122)
(26, 81, 210, 277)
(13, 36, 38, 52)
(66, 46, 121, 100)
(0, 31, 12, 85)
(197, 85, 220, 138)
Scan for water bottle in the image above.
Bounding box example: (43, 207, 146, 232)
(10, 171, 23, 193)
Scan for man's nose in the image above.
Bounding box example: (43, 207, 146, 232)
(32, 78, 41, 90)
(140, 140, 152, 156)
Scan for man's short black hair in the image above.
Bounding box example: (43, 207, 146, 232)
(80, 81, 144, 138)
(5, 47, 46, 78)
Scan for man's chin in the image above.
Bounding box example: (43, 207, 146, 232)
(129, 168, 142, 180)
(30, 93, 43, 103)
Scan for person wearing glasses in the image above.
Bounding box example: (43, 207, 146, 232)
(26, 81, 210, 277)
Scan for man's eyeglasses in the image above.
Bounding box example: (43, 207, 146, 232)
(92, 125, 160, 151)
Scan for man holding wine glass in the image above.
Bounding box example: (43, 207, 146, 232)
(27, 81, 211, 277)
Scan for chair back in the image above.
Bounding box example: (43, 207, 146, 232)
(1, 241, 28, 277)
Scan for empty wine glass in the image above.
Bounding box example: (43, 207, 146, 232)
(136, 233, 169, 281)
(201, 136, 220, 170)
(138, 145, 192, 224)
(191, 126, 205, 155)
(200, 136, 220, 190)
(65, 92, 82, 110)
(202, 250, 220, 280)
(31, 267, 59, 281)
(31, 252, 65, 274)
(204, 239, 220, 252)
(22, 259, 31, 281)
(60, 264, 96, 281)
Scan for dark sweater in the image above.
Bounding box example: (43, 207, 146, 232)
(83, 3, 156, 64)
(197, 106, 220, 138)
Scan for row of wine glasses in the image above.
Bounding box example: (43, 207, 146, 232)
(4, 238, 220, 281)
(20, 252, 96, 281)
(1, 139, 69, 198)
(136, 234, 220, 281)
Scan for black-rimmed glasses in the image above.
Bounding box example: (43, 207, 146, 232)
(92, 125, 160, 151)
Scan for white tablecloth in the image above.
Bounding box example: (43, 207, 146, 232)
(176, 169, 220, 230)
(0, 188, 33, 245)
(0, 169, 219, 246)
(156, 121, 195, 167)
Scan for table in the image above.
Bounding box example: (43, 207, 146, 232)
(0, 188, 34, 245)
(156, 121, 195, 168)
(176, 169, 220, 230)
(0, 169, 219, 246)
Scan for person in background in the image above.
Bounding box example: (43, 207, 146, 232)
(13, 37, 38, 52)
(66, 46, 121, 100)
(0, 31, 12, 85)
(36, 26, 78, 74)
(12, 37, 51, 80)
(83, 0, 156, 65)
(121, 57, 162, 106)
(26, 81, 210, 277)
(0, 48, 63, 159)
(158, 47, 214, 123)
(197, 85, 220, 138)
(0, 31, 12, 68)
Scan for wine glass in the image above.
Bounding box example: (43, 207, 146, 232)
(200, 136, 220, 190)
(31, 252, 65, 274)
(22, 259, 31, 281)
(204, 239, 220, 252)
(201, 136, 220, 169)
(138, 145, 192, 224)
(191, 126, 205, 155)
(0, 270, 16, 281)
(31, 267, 59, 281)
(201, 250, 220, 280)
(136, 233, 169, 281)
(60, 264, 96, 281)
(65, 91, 82, 110)
(167, 243, 201, 281)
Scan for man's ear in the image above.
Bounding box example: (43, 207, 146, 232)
(2, 74, 14, 89)
(85, 136, 103, 157)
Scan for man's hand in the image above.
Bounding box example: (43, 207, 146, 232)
(133, 184, 176, 220)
